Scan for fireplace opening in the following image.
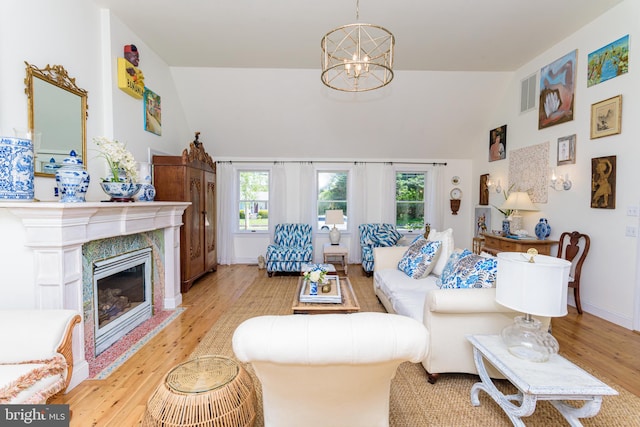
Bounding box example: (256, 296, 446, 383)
(93, 247, 153, 355)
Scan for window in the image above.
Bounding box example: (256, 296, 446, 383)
(317, 171, 348, 230)
(396, 172, 425, 231)
(238, 170, 269, 231)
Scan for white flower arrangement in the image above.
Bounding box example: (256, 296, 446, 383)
(303, 265, 329, 284)
(94, 136, 138, 182)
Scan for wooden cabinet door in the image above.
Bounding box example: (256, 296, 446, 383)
(184, 167, 204, 290)
(204, 170, 217, 272)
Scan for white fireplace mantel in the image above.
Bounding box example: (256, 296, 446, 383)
(0, 201, 189, 390)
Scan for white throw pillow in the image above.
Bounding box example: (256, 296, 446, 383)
(427, 228, 455, 276)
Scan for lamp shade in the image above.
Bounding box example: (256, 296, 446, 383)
(325, 210, 344, 225)
(500, 191, 538, 211)
(496, 252, 571, 317)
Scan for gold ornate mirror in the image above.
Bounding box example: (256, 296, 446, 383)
(25, 62, 88, 177)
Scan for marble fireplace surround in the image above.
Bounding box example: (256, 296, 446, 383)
(0, 201, 189, 390)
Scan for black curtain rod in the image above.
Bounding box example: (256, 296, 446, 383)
(216, 160, 447, 166)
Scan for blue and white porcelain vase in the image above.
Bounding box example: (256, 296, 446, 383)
(56, 150, 89, 203)
(535, 218, 551, 240)
(136, 161, 156, 202)
(0, 136, 34, 201)
(501, 218, 511, 236)
(309, 281, 318, 296)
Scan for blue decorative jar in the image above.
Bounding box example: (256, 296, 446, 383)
(136, 161, 156, 202)
(535, 218, 551, 240)
(0, 136, 34, 201)
(137, 183, 156, 202)
(309, 281, 318, 296)
(56, 150, 89, 203)
(501, 219, 511, 236)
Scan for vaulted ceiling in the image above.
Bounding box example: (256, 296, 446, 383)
(94, 0, 622, 71)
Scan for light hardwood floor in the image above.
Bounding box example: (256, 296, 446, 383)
(52, 264, 640, 426)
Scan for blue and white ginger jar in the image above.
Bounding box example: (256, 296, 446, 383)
(56, 150, 89, 203)
(534, 218, 551, 240)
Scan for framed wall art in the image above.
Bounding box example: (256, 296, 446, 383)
(591, 155, 616, 209)
(489, 125, 506, 162)
(475, 207, 491, 237)
(588, 35, 629, 87)
(590, 95, 622, 139)
(538, 50, 577, 129)
(144, 88, 162, 136)
(479, 173, 489, 206)
(557, 134, 576, 165)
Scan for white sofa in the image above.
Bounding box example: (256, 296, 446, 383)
(233, 312, 428, 427)
(373, 239, 549, 383)
(0, 310, 80, 404)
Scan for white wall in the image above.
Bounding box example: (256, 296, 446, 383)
(475, 1, 640, 328)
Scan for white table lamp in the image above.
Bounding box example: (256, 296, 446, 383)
(496, 249, 571, 362)
(325, 209, 344, 245)
(500, 191, 538, 233)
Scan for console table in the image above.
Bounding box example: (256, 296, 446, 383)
(482, 233, 557, 256)
(467, 334, 617, 426)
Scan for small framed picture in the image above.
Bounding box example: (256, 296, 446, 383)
(557, 134, 576, 166)
(475, 207, 491, 237)
(489, 125, 506, 162)
(590, 95, 622, 139)
(591, 155, 616, 209)
(144, 87, 162, 136)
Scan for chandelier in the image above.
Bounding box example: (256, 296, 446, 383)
(321, 0, 395, 92)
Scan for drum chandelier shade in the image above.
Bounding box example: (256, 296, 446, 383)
(321, 1, 395, 92)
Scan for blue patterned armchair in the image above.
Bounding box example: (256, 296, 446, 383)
(359, 223, 403, 276)
(266, 223, 313, 276)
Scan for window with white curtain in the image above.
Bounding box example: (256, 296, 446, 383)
(395, 171, 426, 231)
(238, 170, 269, 232)
(317, 171, 348, 231)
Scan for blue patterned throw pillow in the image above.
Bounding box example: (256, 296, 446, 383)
(397, 237, 442, 279)
(438, 251, 498, 289)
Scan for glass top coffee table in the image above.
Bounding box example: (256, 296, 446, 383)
(292, 276, 360, 314)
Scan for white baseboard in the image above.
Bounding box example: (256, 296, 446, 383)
(67, 360, 89, 391)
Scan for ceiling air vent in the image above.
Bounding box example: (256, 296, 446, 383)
(520, 73, 536, 113)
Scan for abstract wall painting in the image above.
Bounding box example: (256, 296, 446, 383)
(538, 50, 577, 129)
(588, 35, 629, 87)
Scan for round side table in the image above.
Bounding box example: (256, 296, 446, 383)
(142, 355, 256, 427)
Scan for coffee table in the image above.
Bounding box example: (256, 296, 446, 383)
(467, 334, 617, 426)
(292, 276, 360, 314)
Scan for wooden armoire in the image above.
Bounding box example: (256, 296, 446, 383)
(153, 132, 217, 292)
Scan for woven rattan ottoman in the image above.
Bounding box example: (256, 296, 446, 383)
(142, 355, 256, 427)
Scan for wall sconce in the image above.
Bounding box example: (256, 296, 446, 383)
(550, 170, 572, 191)
(486, 177, 502, 193)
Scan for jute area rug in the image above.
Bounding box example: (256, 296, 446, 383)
(190, 275, 640, 426)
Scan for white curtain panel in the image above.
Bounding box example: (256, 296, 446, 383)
(427, 165, 445, 230)
(216, 161, 236, 265)
(349, 162, 366, 263)
(269, 162, 287, 237)
(381, 163, 396, 223)
(299, 162, 315, 226)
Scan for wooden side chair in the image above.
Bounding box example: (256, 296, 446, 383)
(556, 231, 590, 314)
